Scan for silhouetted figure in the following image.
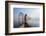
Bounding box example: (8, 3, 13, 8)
(24, 14, 29, 27)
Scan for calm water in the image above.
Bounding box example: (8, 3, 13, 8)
(14, 17, 40, 28)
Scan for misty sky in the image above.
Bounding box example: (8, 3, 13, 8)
(13, 8, 40, 18)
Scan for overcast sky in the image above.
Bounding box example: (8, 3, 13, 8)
(13, 8, 40, 18)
